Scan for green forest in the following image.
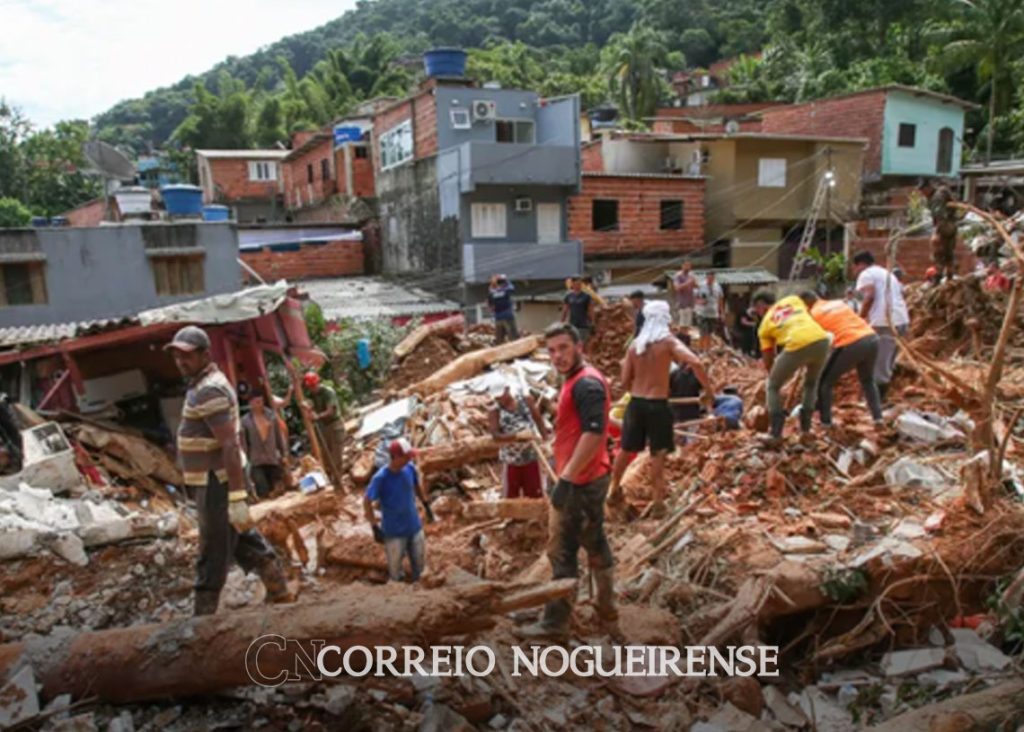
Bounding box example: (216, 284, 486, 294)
(3, 0, 1024, 219)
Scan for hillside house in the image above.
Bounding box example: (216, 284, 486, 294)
(373, 73, 582, 305)
(195, 149, 289, 223)
(647, 103, 782, 136)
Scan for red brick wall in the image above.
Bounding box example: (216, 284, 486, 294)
(760, 91, 887, 177)
(569, 175, 706, 257)
(581, 142, 604, 172)
(208, 158, 280, 202)
(851, 235, 971, 280)
(282, 138, 335, 209)
(352, 156, 375, 197)
(372, 90, 438, 170)
(63, 198, 105, 226)
(240, 240, 364, 282)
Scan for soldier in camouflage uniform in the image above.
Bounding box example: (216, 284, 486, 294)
(921, 179, 960, 282)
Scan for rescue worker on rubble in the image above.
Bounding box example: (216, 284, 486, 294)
(562, 276, 596, 343)
(800, 291, 884, 429)
(919, 178, 960, 282)
(487, 274, 519, 344)
(607, 301, 713, 516)
(852, 250, 910, 404)
(488, 383, 549, 499)
(301, 372, 344, 490)
(753, 292, 831, 445)
(241, 391, 289, 499)
(164, 326, 293, 615)
(518, 323, 616, 641)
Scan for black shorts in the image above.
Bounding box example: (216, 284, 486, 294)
(621, 397, 675, 454)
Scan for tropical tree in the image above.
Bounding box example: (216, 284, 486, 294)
(0, 101, 30, 200)
(0, 198, 31, 228)
(601, 23, 678, 123)
(21, 120, 100, 217)
(932, 0, 1024, 161)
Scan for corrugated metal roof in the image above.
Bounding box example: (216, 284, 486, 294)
(195, 149, 290, 160)
(299, 277, 460, 321)
(0, 318, 134, 349)
(688, 267, 780, 286)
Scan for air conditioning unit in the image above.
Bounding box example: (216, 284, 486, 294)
(515, 197, 533, 212)
(472, 99, 498, 122)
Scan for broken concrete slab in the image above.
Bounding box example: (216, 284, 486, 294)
(0, 665, 40, 728)
(880, 647, 946, 677)
(763, 686, 808, 728)
(791, 686, 855, 732)
(949, 628, 1013, 672)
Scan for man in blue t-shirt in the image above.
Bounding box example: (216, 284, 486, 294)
(363, 437, 432, 582)
(487, 274, 519, 344)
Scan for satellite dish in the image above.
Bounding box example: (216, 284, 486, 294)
(82, 140, 136, 181)
(724, 120, 740, 135)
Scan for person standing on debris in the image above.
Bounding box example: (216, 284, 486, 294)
(487, 274, 519, 344)
(673, 261, 697, 329)
(562, 276, 596, 343)
(518, 323, 614, 640)
(488, 385, 549, 499)
(363, 437, 431, 582)
(301, 372, 345, 490)
(164, 326, 293, 616)
(607, 302, 713, 514)
(738, 304, 761, 359)
(985, 262, 1012, 293)
(852, 251, 910, 403)
(695, 271, 725, 351)
(919, 179, 960, 282)
(241, 392, 289, 499)
(800, 291, 884, 428)
(628, 290, 646, 336)
(753, 292, 831, 444)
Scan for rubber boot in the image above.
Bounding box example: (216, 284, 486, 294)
(594, 566, 618, 623)
(193, 589, 221, 616)
(258, 559, 296, 604)
(799, 406, 813, 433)
(515, 598, 571, 642)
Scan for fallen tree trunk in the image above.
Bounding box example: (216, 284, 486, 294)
(417, 433, 532, 474)
(462, 498, 547, 522)
(402, 335, 542, 398)
(393, 315, 465, 360)
(869, 679, 1024, 731)
(0, 579, 576, 704)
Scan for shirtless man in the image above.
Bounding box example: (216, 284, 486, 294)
(607, 301, 713, 515)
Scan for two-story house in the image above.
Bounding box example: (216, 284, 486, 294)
(0, 223, 241, 328)
(372, 53, 582, 305)
(195, 149, 289, 223)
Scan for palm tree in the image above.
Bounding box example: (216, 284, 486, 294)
(938, 0, 1024, 162)
(602, 23, 674, 123)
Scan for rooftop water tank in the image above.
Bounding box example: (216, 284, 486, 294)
(423, 48, 467, 78)
(202, 205, 230, 222)
(161, 184, 203, 216)
(113, 186, 152, 217)
(30, 216, 49, 227)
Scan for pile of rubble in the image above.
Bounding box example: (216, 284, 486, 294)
(905, 276, 1021, 359)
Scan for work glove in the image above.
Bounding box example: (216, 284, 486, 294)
(372, 524, 385, 544)
(548, 478, 573, 510)
(227, 492, 255, 533)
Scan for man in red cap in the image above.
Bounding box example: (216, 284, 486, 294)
(362, 437, 432, 582)
(301, 371, 344, 490)
(164, 326, 293, 615)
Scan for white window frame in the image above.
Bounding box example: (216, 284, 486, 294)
(471, 202, 507, 239)
(379, 119, 414, 171)
(758, 158, 787, 188)
(495, 119, 536, 144)
(450, 109, 471, 130)
(248, 161, 277, 182)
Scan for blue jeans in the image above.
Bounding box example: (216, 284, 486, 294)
(383, 530, 425, 582)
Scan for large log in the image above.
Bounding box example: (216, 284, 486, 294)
(462, 498, 547, 522)
(417, 433, 532, 474)
(0, 579, 576, 704)
(393, 315, 465, 360)
(870, 679, 1024, 732)
(402, 335, 542, 398)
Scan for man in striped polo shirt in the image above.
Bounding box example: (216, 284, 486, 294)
(165, 326, 293, 615)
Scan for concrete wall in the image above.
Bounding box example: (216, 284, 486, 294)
(460, 184, 569, 243)
(434, 87, 541, 150)
(882, 91, 966, 178)
(240, 239, 364, 282)
(0, 223, 241, 327)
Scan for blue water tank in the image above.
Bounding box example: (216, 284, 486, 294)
(356, 338, 372, 370)
(161, 184, 203, 216)
(424, 48, 467, 78)
(202, 204, 230, 222)
(30, 216, 49, 227)
(50, 216, 68, 227)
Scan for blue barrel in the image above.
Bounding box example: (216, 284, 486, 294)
(161, 184, 203, 216)
(424, 48, 467, 78)
(31, 216, 49, 227)
(356, 338, 372, 370)
(202, 204, 230, 222)
(50, 216, 68, 227)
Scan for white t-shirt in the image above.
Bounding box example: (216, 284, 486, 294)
(856, 265, 909, 327)
(696, 281, 724, 319)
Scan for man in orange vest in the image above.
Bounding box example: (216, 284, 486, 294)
(518, 322, 614, 641)
(800, 291, 883, 427)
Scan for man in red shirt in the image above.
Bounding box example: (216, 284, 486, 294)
(518, 323, 614, 641)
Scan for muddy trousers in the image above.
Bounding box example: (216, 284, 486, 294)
(817, 334, 883, 425)
(194, 472, 280, 614)
(316, 420, 345, 490)
(767, 339, 830, 437)
(541, 475, 614, 630)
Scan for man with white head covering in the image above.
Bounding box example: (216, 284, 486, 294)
(608, 301, 714, 516)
